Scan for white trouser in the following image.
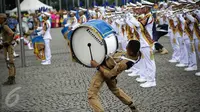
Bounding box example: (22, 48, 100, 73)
(121, 39, 128, 51)
(140, 47, 156, 82)
(130, 57, 143, 76)
(44, 39, 51, 62)
(185, 39, 197, 67)
(177, 37, 188, 65)
(24, 38, 30, 44)
(194, 38, 200, 60)
(169, 33, 180, 61)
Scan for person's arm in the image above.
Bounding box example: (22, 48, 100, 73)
(3, 25, 14, 37)
(91, 60, 130, 79)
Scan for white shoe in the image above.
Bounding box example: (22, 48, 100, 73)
(136, 77, 147, 83)
(140, 81, 156, 88)
(41, 61, 51, 65)
(41, 60, 46, 62)
(125, 69, 132, 73)
(13, 52, 20, 57)
(28, 43, 33, 50)
(195, 72, 200, 76)
(128, 72, 139, 77)
(168, 59, 178, 63)
(176, 63, 187, 68)
(184, 66, 197, 71)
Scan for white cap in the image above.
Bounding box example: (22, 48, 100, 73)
(142, 0, 154, 5)
(130, 3, 137, 7)
(79, 7, 87, 12)
(136, 2, 142, 6)
(178, 0, 187, 3)
(187, 0, 195, 4)
(70, 10, 77, 14)
(43, 12, 51, 16)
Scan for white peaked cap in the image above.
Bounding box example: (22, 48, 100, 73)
(70, 10, 77, 14)
(130, 3, 137, 7)
(142, 0, 154, 5)
(136, 2, 142, 6)
(187, 0, 196, 3)
(43, 12, 51, 16)
(79, 7, 87, 12)
(171, 1, 181, 5)
(178, 0, 187, 3)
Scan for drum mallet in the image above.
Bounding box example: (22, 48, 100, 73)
(87, 43, 93, 60)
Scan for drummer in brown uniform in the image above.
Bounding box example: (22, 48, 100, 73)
(0, 13, 16, 85)
(89, 40, 141, 112)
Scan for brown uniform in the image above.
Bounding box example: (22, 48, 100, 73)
(88, 51, 139, 112)
(1, 22, 16, 77)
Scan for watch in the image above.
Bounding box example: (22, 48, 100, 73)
(96, 65, 100, 71)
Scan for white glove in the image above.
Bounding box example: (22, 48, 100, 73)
(37, 27, 43, 31)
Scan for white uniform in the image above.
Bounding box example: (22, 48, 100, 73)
(168, 17, 180, 62)
(176, 14, 189, 67)
(184, 14, 197, 70)
(129, 15, 156, 87)
(43, 20, 52, 64)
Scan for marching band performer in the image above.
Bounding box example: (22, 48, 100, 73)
(175, 13, 189, 68)
(89, 40, 141, 112)
(38, 12, 52, 65)
(138, 5, 156, 88)
(0, 13, 16, 85)
(78, 8, 87, 24)
(193, 9, 200, 76)
(184, 12, 197, 71)
(168, 13, 180, 63)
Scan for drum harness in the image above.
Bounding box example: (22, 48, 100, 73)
(107, 51, 142, 66)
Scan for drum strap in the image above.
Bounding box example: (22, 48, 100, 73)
(113, 52, 142, 64)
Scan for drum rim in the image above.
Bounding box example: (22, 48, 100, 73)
(70, 25, 119, 68)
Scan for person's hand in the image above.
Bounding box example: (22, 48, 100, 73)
(90, 60, 100, 68)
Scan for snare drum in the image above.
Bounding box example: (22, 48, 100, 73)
(70, 20, 118, 67)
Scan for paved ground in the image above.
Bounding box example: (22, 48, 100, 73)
(0, 28, 200, 112)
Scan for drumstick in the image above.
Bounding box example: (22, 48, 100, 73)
(87, 43, 93, 60)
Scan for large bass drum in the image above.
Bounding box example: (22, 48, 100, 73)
(70, 20, 118, 67)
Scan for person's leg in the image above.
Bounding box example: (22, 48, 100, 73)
(176, 37, 188, 67)
(184, 39, 197, 71)
(135, 49, 147, 83)
(3, 45, 16, 85)
(194, 39, 200, 76)
(88, 72, 105, 112)
(106, 79, 138, 111)
(42, 39, 52, 65)
(169, 33, 180, 63)
(140, 47, 156, 88)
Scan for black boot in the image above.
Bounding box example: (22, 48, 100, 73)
(129, 103, 139, 112)
(2, 76, 16, 85)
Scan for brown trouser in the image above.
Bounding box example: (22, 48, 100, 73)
(3, 45, 16, 76)
(88, 71, 132, 112)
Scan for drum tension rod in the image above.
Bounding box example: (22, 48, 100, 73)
(87, 43, 93, 61)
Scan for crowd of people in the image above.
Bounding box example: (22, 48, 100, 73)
(0, 0, 200, 111)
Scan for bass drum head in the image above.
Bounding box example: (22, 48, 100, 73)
(70, 26, 106, 67)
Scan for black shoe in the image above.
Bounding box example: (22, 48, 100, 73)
(129, 103, 139, 112)
(2, 76, 16, 85)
